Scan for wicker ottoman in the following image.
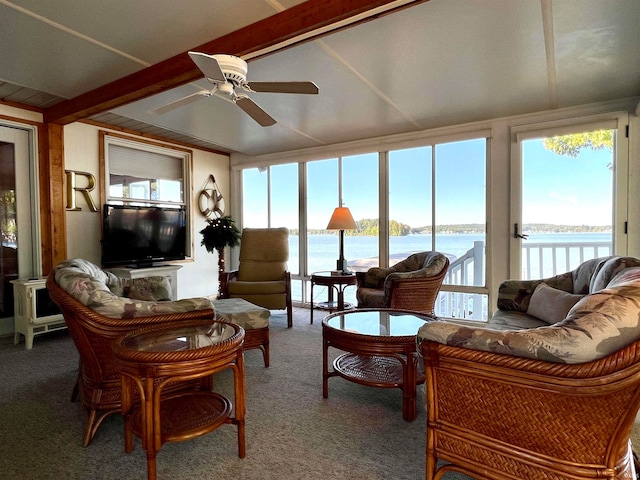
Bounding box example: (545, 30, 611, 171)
(211, 297, 271, 367)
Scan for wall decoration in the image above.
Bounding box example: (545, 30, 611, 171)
(198, 174, 225, 219)
(65, 170, 99, 212)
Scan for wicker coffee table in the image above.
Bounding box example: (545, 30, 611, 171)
(113, 319, 246, 480)
(322, 309, 431, 421)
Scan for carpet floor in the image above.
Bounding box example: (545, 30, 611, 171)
(1, 307, 638, 480)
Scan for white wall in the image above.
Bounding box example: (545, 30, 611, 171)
(62, 122, 230, 300)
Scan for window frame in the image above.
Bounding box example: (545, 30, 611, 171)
(509, 112, 629, 278)
(233, 129, 491, 318)
(99, 131, 194, 259)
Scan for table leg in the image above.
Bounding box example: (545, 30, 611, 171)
(402, 353, 418, 422)
(337, 285, 344, 311)
(121, 375, 135, 453)
(327, 287, 334, 311)
(310, 282, 315, 324)
(145, 378, 161, 479)
(322, 335, 329, 398)
(146, 451, 157, 480)
(234, 351, 246, 458)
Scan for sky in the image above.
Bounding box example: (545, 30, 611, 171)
(243, 132, 614, 229)
(522, 139, 612, 226)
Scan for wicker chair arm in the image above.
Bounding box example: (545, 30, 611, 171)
(355, 271, 367, 287)
(419, 334, 640, 379)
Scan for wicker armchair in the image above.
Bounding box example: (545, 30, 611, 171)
(46, 259, 215, 447)
(355, 251, 449, 315)
(417, 263, 640, 480)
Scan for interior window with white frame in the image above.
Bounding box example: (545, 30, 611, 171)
(101, 131, 192, 257)
(102, 133, 189, 207)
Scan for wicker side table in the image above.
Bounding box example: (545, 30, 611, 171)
(322, 309, 430, 421)
(310, 271, 357, 324)
(113, 320, 246, 480)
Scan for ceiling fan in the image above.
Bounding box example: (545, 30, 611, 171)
(150, 51, 319, 127)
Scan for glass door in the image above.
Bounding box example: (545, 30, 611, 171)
(0, 125, 36, 336)
(512, 120, 625, 280)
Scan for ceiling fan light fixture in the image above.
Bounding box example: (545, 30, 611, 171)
(156, 51, 319, 127)
(212, 54, 248, 86)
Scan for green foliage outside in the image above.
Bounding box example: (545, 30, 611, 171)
(543, 130, 613, 158)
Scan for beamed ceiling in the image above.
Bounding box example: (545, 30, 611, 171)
(1, 0, 639, 159)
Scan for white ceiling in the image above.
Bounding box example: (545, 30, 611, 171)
(1, 0, 639, 158)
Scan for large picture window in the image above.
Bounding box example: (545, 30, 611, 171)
(237, 133, 488, 319)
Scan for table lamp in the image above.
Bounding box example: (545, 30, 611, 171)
(326, 206, 357, 273)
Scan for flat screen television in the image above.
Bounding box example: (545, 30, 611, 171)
(102, 204, 186, 268)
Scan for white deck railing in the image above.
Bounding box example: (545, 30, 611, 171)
(438, 240, 611, 321)
(521, 241, 611, 280)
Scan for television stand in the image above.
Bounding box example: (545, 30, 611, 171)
(107, 265, 182, 300)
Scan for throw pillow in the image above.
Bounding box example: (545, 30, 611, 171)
(526, 282, 583, 325)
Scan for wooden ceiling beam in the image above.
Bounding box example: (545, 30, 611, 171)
(43, 0, 427, 125)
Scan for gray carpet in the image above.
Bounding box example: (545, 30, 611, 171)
(2, 307, 465, 480)
(3, 309, 639, 479)
(0, 309, 460, 480)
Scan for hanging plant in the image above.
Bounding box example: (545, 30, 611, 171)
(200, 216, 241, 297)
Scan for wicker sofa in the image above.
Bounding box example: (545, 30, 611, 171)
(417, 255, 640, 479)
(46, 258, 215, 447)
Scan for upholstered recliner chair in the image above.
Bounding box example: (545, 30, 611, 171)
(46, 258, 215, 447)
(222, 227, 293, 328)
(355, 251, 449, 315)
(417, 256, 640, 480)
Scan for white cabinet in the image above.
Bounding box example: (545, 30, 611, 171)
(11, 278, 66, 350)
(107, 265, 182, 300)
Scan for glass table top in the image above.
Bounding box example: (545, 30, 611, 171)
(324, 310, 432, 337)
(312, 270, 356, 279)
(121, 322, 237, 353)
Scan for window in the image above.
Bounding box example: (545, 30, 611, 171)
(242, 164, 302, 299)
(101, 132, 192, 256)
(511, 116, 625, 279)
(389, 137, 488, 320)
(242, 168, 268, 228)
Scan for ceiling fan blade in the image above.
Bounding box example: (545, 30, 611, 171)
(245, 81, 319, 94)
(150, 90, 211, 115)
(188, 51, 226, 83)
(235, 95, 276, 127)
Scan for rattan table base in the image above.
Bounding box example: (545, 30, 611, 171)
(333, 353, 425, 388)
(114, 321, 246, 480)
(323, 309, 431, 422)
(129, 391, 232, 442)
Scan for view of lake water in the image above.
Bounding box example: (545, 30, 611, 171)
(288, 232, 612, 312)
(289, 232, 612, 275)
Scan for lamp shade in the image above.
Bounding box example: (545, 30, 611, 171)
(326, 207, 357, 230)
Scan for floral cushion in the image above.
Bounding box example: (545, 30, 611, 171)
(362, 252, 447, 288)
(417, 265, 640, 364)
(211, 297, 270, 329)
(54, 258, 213, 319)
(495, 256, 640, 317)
(357, 251, 448, 307)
